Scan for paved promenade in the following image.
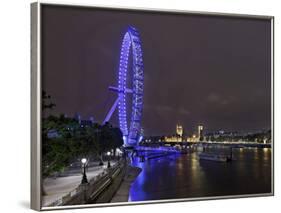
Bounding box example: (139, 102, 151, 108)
(42, 161, 116, 206)
(110, 165, 142, 203)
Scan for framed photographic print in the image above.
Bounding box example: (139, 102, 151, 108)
(31, 1, 274, 211)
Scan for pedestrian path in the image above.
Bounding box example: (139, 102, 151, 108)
(42, 162, 116, 206)
(110, 165, 142, 203)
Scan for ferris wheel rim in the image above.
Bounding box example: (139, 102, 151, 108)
(117, 26, 144, 146)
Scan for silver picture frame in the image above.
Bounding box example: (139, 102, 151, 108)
(31, 1, 274, 211)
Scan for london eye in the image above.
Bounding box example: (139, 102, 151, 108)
(103, 26, 144, 147)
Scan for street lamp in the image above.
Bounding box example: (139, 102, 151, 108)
(81, 158, 88, 184)
(107, 151, 111, 168)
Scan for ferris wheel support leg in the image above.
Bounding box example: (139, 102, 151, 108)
(103, 97, 119, 124)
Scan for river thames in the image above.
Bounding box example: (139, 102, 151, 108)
(128, 147, 272, 202)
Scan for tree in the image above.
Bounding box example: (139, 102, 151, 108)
(111, 127, 124, 156)
(42, 90, 56, 110)
(42, 116, 124, 177)
(42, 114, 79, 178)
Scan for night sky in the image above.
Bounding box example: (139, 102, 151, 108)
(41, 5, 271, 136)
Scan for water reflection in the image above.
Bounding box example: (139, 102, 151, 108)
(129, 148, 271, 202)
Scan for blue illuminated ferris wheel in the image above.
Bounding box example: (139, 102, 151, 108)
(103, 26, 144, 147)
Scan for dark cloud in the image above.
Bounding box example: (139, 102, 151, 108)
(41, 5, 271, 136)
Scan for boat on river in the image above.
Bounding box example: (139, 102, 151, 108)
(198, 152, 232, 162)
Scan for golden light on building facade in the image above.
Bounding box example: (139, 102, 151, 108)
(165, 124, 184, 142)
(198, 125, 204, 141)
(165, 136, 182, 142)
(176, 125, 183, 137)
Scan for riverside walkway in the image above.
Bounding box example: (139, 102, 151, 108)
(42, 161, 116, 207)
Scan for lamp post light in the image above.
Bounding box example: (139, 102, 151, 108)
(107, 151, 111, 168)
(81, 158, 88, 184)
